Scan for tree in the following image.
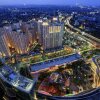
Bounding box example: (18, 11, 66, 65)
(0, 60, 4, 67)
(19, 63, 33, 79)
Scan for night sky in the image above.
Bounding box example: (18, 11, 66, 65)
(0, 0, 100, 6)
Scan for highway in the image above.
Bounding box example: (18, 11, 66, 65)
(65, 16, 100, 48)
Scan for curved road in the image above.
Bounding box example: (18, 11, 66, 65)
(65, 16, 100, 48)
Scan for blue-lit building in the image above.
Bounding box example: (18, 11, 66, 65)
(0, 65, 35, 100)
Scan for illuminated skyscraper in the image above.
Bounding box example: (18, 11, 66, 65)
(11, 30, 29, 54)
(2, 21, 37, 55)
(0, 29, 11, 57)
(38, 19, 64, 50)
(3, 24, 30, 54)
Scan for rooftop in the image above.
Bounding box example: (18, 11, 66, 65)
(30, 53, 82, 72)
(0, 65, 35, 93)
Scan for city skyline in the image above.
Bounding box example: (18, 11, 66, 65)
(0, 3, 99, 100)
(0, 0, 100, 6)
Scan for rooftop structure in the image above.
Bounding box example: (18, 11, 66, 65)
(30, 53, 81, 72)
(0, 66, 35, 93)
(0, 65, 35, 93)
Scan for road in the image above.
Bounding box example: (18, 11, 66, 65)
(65, 16, 100, 48)
(65, 16, 100, 88)
(92, 56, 100, 87)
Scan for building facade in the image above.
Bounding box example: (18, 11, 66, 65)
(0, 21, 37, 57)
(38, 19, 64, 50)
